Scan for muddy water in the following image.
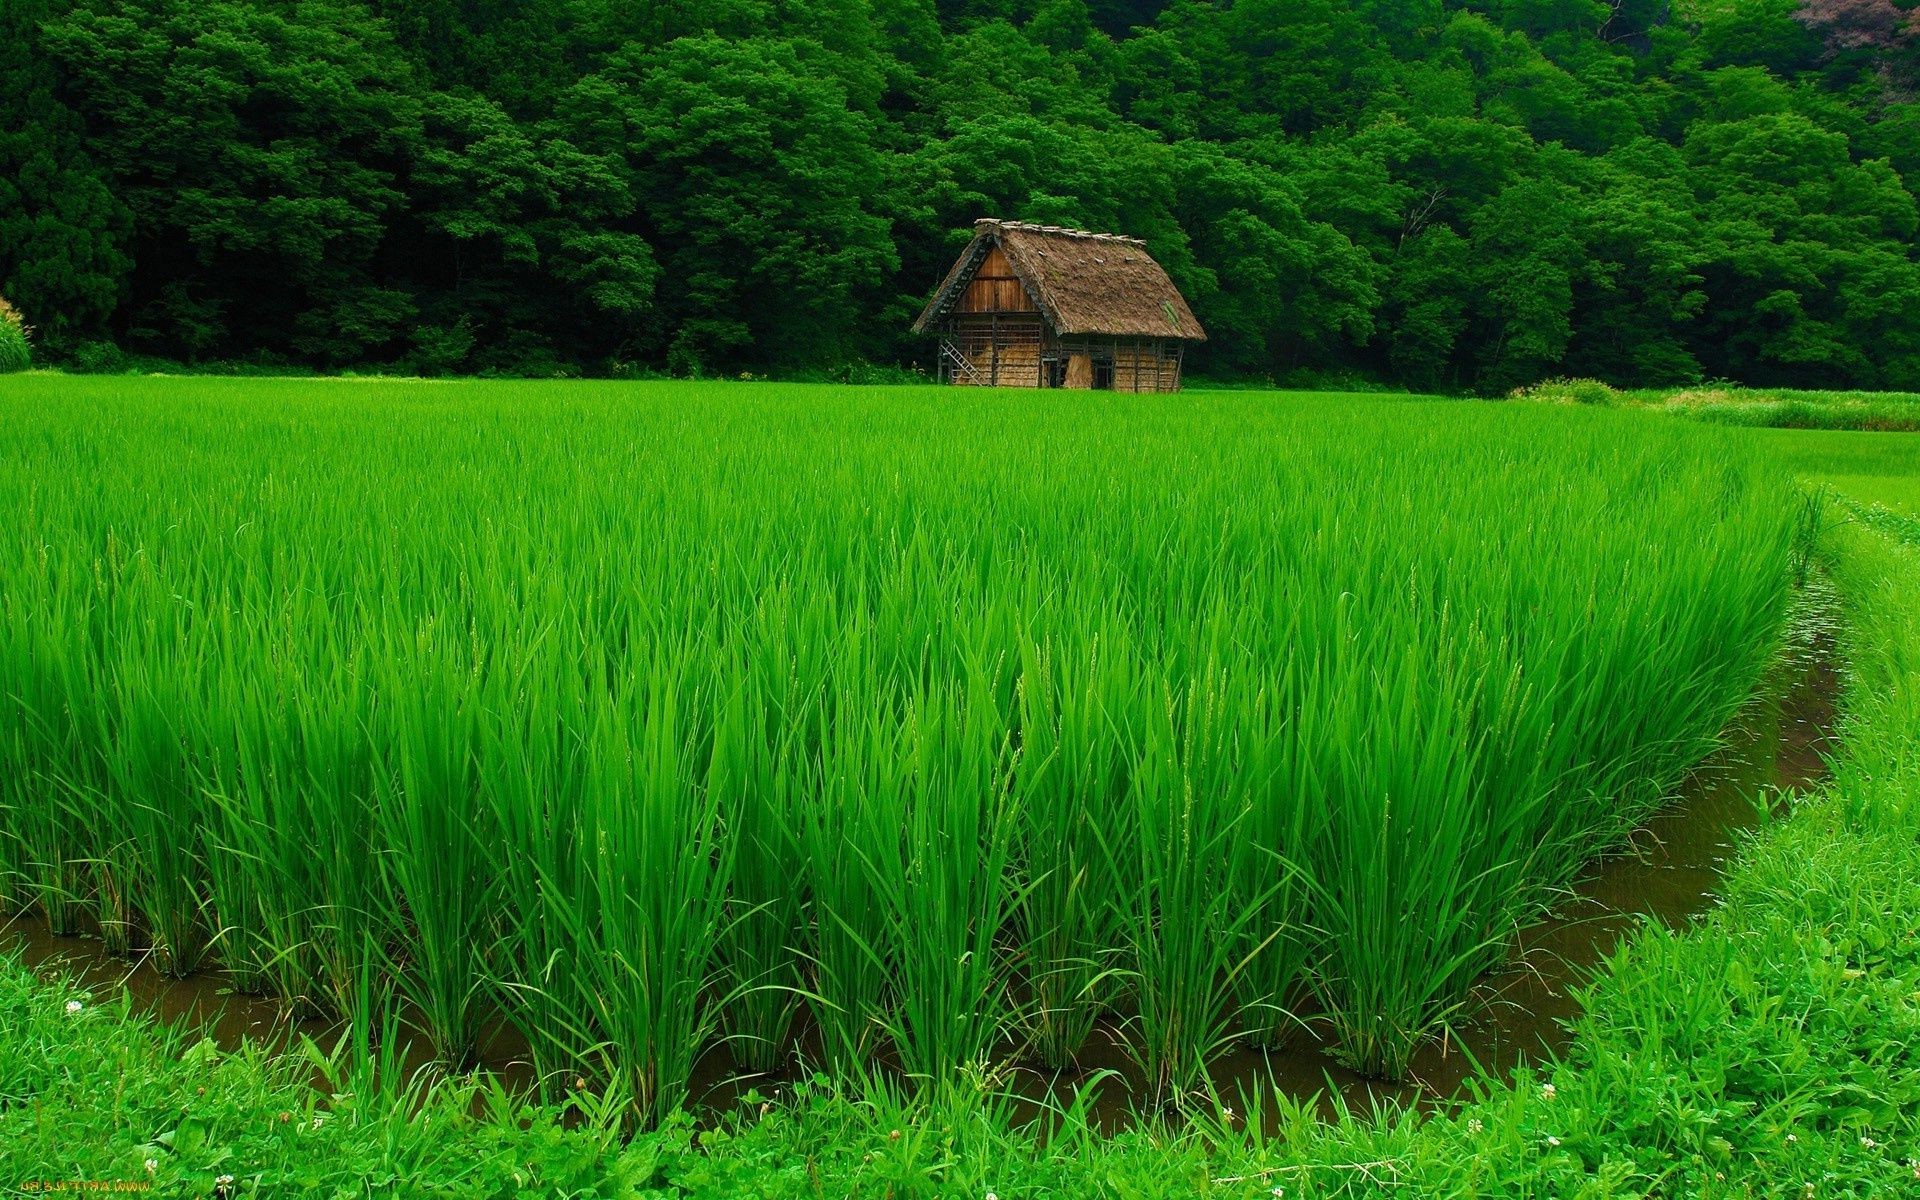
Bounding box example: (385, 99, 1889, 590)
(1, 602, 1840, 1128)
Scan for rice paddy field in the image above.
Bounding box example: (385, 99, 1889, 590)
(0, 377, 1812, 1127)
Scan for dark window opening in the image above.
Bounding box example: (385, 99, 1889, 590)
(1092, 358, 1114, 390)
(1044, 357, 1067, 388)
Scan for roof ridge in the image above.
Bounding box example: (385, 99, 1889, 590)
(974, 216, 1146, 248)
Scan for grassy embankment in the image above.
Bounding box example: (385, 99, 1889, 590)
(1, 392, 1917, 1195)
(1516, 378, 1920, 432)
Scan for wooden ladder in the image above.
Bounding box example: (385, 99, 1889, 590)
(941, 339, 986, 386)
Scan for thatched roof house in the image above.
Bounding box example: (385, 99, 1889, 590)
(912, 219, 1205, 391)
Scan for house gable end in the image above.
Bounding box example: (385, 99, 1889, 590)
(911, 234, 1054, 334)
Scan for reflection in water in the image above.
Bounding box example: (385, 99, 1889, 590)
(1, 591, 1840, 1130)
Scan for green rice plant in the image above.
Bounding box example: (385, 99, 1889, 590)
(203, 653, 387, 1019)
(102, 666, 212, 976)
(1106, 661, 1270, 1111)
(1009, 613, 1138, 1068)
(710, 672, 808, 1074)
(866, 668, 1021, 1083)
(1306, 617, 1508, 1079)
(368, 644, 497, 1068)
(534, 654, 736, 1128)
(86, 837, 140, 956)
(0, 583, 95, 937)
(796, 663, 903, 1077)
(1225, 659, 1323, 1052)
(476, 643, 595, 1097)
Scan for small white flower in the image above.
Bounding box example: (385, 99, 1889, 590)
(144, 1159, 158, 1175)
(1786, 1133, 1799, 1144)
(1540, 1083, 1556, 1100)
(986, 1193, 998, 1200)
(1546, 1135, 1561, 1147)
(1862, 1136, 1878, 1149)
(64, 999, 83, 1015)
(1466, 1118, 1484, 1135)
(1271, 1188, 1286, 1198)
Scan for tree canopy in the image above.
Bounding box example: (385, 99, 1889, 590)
(2, 0, 1917, 389)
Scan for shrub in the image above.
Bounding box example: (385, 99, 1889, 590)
(0, 299, 30, 374)
(1509, 377, 1622, 405)
(66, 339, 129, 374)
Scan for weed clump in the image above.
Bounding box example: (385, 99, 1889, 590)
(1509, 377, 1622, 405)
(0, 299, 30, 374)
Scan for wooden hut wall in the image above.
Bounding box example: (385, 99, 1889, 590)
(943, 312, 1045, 387)
(1109, 339, 1182, 393)
(1048, 336, 1184, 392)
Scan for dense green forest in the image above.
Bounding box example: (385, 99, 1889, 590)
(2, 0, 1917, 389)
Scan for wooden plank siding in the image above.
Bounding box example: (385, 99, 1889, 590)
(956, 247, 1037, 315)
(943, 313, 1046, 387)
(940, 326, 1185, 391)
(1108, 339, 1182, 392)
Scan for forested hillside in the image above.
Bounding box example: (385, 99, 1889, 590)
(2, 0, 1917, 389)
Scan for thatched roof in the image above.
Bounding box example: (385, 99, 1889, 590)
(912, 219, 1206, 341)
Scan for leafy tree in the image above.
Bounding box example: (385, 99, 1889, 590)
(1169, 143, 1377, 376)
(42, 0, 424, 363)
(1467, 174, 1589, 391)
(564, 36, 896, 372)
(0, 0, 128, 355)
(1379, 225, 1472, 389)
(409, 93, 657, 374)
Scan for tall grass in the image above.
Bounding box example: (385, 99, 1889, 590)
(0, 298, 28, 374)
(0, 378, 1801, 1121)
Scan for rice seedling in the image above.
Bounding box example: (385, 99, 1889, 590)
(1009, 615, 1138, 1068)
(0, 587, 94, 937)
(1225, 662, 1322, 1053)
(532, 650, 737, 1127)
(0, 377, 1803, 1117)
(103, 667, 212, 976)
(710, 669, 808, 1074)
(867, 668, 1021, 1083)
(476, 649, 596, 1096)
(367, 644, 497, 1069)
(796, 659, 905, 1077)
(1105, 659, 1273, 1111)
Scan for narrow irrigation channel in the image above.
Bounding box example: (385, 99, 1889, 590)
(1, 588, 1841, 1133)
